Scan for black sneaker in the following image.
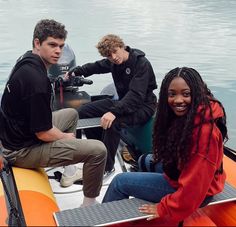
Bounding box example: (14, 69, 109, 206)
(103, 168, 115, 179)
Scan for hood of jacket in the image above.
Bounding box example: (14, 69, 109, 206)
(9, 51, 47, 80)
(126, 46, 145, 60)
(194, 100, 224, 125)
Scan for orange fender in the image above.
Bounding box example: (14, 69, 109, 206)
(0, 167, 59, 226)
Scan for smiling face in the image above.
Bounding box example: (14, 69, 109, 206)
(33, 37, 65, 68)
(168, 77, 191, 116)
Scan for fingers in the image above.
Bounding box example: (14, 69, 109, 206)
(101, 118, 111, 129)
(64, 72, 70, 80)
(68, 66, 78, 76)
(63, 132, 75, 139)
(68, 66, 82, 76)
(107, 119, 113, 129)
(139, 204, 159, 221)
(139, 204, 153, 213)
(101, 112, 116, 129)
(146, 214, 159, 221)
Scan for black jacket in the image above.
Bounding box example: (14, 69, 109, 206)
(0, 51, 52, 150)
(74, 46, 157, 116)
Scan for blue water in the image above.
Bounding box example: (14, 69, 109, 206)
(0, 0, 235, 149)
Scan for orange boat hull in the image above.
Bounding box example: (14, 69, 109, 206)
(0, 167, 59, 226)
(111, 155, 236, 226)
(0, 155, 235, 226)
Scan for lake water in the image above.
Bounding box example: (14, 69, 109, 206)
(0, 0, 235, 149)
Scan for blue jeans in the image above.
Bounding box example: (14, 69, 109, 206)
(102, 154, 176, 203)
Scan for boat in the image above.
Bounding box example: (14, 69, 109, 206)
(0, 45, 236, 226)
(0, 165, 59, 226)
(1, 143, 236, 226)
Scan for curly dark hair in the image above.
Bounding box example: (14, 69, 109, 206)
(153, 67, 228, 167)
(32, 19, 67, 47)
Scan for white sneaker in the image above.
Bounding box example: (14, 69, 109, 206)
(60, 168, 83, 187)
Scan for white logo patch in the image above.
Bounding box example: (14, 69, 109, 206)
(126, 68, 131, 75)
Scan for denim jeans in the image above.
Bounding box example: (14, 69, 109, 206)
(102, 154, 176, 203)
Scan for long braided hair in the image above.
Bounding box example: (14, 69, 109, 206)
(153, 67, 227, 168)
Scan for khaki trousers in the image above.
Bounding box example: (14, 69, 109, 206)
(3, 108, 107, 197)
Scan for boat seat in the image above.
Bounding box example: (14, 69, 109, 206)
(118, 115, 155, 172)
(76, 116, 154, 156)
(120, 115, 154, 157)
(53, 181, 236, 226)
(75, 116, 154, 172)
(76, 117, 101, 129)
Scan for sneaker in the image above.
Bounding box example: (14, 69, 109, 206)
(60, 168, 83, 187)
(103, 168, 115, 179)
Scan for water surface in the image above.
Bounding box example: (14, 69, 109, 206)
(0, 0, 235, 148)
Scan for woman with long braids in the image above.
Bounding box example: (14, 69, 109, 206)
(102, 67, 228, 222)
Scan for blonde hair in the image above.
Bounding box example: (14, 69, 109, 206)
(96, 34, 125, 57)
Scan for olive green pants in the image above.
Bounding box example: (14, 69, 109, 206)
(3, 108, 107, 198)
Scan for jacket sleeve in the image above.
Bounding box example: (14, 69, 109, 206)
(73, 59, 111, 77)
(110, 60, 153, 116)
(157, 125, 223, 222)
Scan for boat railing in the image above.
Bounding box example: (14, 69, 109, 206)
(0, 146, 26, 226)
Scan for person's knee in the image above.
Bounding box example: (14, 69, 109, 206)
(66, 108, 78, 121)
(89, 140, 107, 159)
(111, 173, 125, 188)
(115, 173, 124, 181)
(97, 140, 107, 157)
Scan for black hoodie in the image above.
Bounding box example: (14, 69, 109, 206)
(0, 51, 52, 150)
(74, 46, 157, 116)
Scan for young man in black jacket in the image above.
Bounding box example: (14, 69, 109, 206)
(0, 19, 107, 207)
(68, 34, 157, 175)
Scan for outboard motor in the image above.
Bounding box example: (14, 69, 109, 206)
(48, 44, 90, 110)
(48, 43, 76, 89)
